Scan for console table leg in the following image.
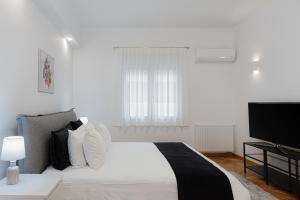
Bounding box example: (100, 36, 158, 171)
(296, 160, 299, 200)
(263, 150, 269, 185)
(243, 143, 246, 176)
(288, 158, 292, 191)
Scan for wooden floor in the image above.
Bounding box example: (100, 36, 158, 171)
(207, 154, 297, 200)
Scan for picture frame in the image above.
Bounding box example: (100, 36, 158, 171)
(38, 48, 54, 94)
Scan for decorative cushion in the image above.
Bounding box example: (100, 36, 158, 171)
(83, 123, 106, 169)
(68, 125, 88, 167)
(96, 124, 112, 151)
(70, 120, 83, 130)
(50, 124, 72, 170)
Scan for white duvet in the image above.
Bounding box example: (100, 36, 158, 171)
(43, 142, 250, 200)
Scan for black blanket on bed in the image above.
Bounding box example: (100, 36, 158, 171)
(154, 143, 234, 200)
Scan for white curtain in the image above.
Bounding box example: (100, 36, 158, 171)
(115, 47, 188, 126)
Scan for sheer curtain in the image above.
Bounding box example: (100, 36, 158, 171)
(115, 47, 188, 126)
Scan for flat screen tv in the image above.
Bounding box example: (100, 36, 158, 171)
(248, 102, 300, 149)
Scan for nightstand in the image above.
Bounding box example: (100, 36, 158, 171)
(0, 174, 62, 200)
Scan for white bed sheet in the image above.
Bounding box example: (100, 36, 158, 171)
(43, 142, 250, 200)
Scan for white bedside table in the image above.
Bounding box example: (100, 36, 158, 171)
(0, 174, 62, 200)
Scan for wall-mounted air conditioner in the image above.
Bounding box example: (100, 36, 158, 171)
(195, 48, 236, 63)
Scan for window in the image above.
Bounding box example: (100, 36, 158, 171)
(125, 69, 148, 120)
(152, 69, 179, 120)
(117, 48, 187, 125)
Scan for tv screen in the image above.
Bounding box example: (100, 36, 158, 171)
(248, 102, 300, 149)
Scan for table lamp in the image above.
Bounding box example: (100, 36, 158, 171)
(1, 136, 25, 185)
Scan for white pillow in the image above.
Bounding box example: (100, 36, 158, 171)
(68, 125, 88, 167)
(96, 124, 112, 151)
(83, 123, 106, 169)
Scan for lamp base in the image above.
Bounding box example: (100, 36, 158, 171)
(6, 162, 19, 185)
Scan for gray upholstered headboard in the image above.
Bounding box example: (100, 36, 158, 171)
(16, 109, 77, 174)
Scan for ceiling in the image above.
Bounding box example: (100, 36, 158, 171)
(45, 0, 269, 28)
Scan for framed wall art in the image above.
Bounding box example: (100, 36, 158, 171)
(38, 48, 54, 94)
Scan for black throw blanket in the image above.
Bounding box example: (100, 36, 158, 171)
(155, 143, 234, 200)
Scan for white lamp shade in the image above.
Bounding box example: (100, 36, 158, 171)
(80, 117, 89, 125)
(1, 136, 25, 161)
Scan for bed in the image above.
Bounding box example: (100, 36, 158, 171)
(16, 110, 251, 200)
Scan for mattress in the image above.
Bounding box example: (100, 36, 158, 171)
(43, 142, 251, 200)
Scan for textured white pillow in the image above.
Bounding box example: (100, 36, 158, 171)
(96, 124, 112, 151)
(68, 125, 87, 167)
(83, 123, 106, 169)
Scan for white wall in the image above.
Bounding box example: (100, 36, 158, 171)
(0, 0, 74, 178)
(73, 28, 236, 145)
(234, 0, 300, 156)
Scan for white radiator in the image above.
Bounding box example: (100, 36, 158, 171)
(194, 124, 234, 153)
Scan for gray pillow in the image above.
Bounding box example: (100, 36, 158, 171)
(16, 109, 77, 173)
